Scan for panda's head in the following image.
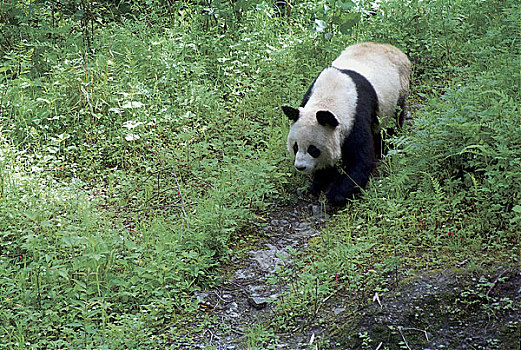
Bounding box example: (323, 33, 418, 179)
(282, 106, 342, 174)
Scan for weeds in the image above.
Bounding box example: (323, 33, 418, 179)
(1, 0, 520, 348)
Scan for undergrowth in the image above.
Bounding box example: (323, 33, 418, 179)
(0, 0, 519, 348)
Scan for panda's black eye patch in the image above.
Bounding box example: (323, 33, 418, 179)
(307, 145, 321, 158)
(293, 142, 298, 154)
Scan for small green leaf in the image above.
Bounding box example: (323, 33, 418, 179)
(339, 13, 360, 34)
(337, 0, 355, 11)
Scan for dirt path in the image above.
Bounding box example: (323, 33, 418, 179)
(165, 201, 520, 349)
(178, 201, 327, 349)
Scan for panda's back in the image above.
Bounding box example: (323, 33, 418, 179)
(332, 42, 410, 121)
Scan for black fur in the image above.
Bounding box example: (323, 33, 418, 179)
(316, 110, 339, 128)
(312, 69, 379, 205)
(300, 76, 318, 107)
(307, 144, 321, 158)
(282, 105, 299, 121)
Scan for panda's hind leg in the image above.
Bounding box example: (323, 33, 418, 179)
(384, 93, 408, 143)
(395, 92, 408, 129)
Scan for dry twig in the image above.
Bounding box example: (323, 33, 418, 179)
(398, 327, 412, 350)
(486, 268, 510, 297)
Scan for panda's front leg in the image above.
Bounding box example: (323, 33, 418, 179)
(325, 162, 373, 205)
(310, 167, 339, 196)
(325, 126, 376, 205)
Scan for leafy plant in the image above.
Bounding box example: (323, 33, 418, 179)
(1, 0, 519, 348)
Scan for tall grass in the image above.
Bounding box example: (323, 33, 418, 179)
(0, 3, 303, 347)
(1, 0, 519, 348)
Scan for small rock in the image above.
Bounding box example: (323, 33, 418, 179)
(334, 307, 345, 315)
(311, 205, 330, 220)
(249, 245, 288, 272)
(195, 292, 210, 304)
(295, 222, 311, 231)
(311, 205, 322, 217)
(226, 302, 238, 314)
(248, 285, 266, 294)
(234, 269, 255, 279)
(248, 296, 270, 309)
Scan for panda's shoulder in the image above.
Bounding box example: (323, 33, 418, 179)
(312, 68, 358, 99)
(335, 69, 376, 94)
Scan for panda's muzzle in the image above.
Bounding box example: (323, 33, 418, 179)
(294, 151, 316, 174)
(294, 162, 314, 173)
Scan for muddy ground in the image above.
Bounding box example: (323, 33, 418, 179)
(165, 199, 520, 349)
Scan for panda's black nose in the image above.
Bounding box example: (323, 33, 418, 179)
(296, 166, 306, 171)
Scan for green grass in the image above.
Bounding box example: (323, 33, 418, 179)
(1, 0, 520, 348)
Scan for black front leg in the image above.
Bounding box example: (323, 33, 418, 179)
(325, 162, 373, 205)
(325, 118, 377, 206)
(310, 167, 340, 196)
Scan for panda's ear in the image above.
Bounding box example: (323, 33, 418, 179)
(316, 110, 339, 128)
(281, 106, 299, 122)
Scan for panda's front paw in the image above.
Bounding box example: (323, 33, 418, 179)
(326, 189, 348, 206)
(326, 178, 358, 206)
(310, 177, 331, 197)
(311, 167, 338, 197)
(310, 181, 323, 197)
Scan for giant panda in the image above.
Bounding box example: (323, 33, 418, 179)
(282, 42, 411, 205)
